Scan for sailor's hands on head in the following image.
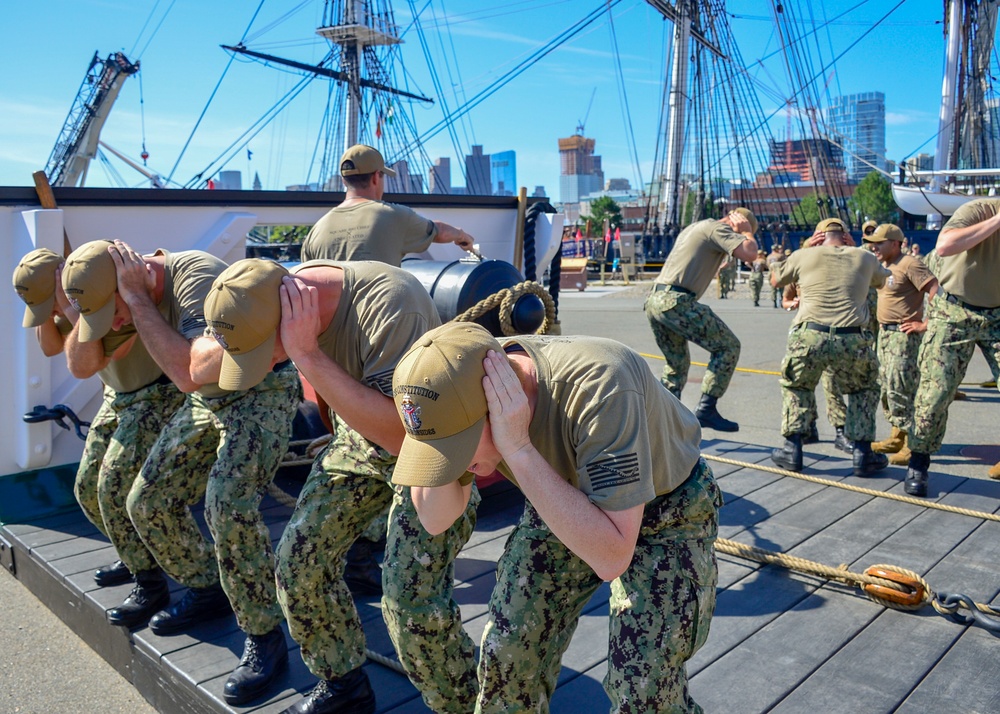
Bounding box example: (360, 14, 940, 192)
(805, 232, 826, 247)
(482, 350, 532, 461)
(109, 240, 154, 304)
(727, 211, 751, 234)
(278, 275, 320, 360)
(53, 265, 73, 317)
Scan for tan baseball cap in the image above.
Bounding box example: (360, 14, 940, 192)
(12, 248, 62, 327)
(732, 207, 759, 235)
(815, 217, 847, 233)
(392, 322, 502, 488)
(340, 144, 397, 177)
(865, 223, 904, 244)
(861, 219, 878, 234)
(204, 258, 289, 392)
(61, 240, 117, 342)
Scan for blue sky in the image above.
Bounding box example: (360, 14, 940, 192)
(1, 0, 952, 198)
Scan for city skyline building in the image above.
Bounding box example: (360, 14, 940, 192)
(465, 144, 492, 195)
(429, 156, 451, 194)
(827, 91, 887, 183)
(491, 150, 516, 196)
(558, 133, 604, 204)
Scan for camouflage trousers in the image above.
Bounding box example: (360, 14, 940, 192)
(771, 281, 781, 307)
(275, 416, 480, 685)
(749, 272, 764, 304)
(645, 290, 741, 398)
(819, 371, 847, 429)
(717, 269, 734, 298)
(779, 325, 879, 441)
(475, 459, 720, 714)
(876, 327, 922, 430)
(909, 296, 1000, 454)
(127, 363, 301, 635)
(383, 481, 481, 713)
(75, 381, 185, 574)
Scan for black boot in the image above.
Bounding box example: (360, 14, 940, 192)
(94, 559, 133, 587)
(833, 426, 852, 453)
(344, 539, 383, 597)
(695, 394, 739, 432)
(223, 627, 289, 705)
(106, 569, 169, 628)
(771, 434, 803, 472)
(148, 582, 232, 635)
(279, 667, 375, 714)
(852, 441, 889, 477)
(905, 452, 931, 497)
(803, 420, 819, 445)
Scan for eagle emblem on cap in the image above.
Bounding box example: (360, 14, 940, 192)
(399, 394, 422, 432)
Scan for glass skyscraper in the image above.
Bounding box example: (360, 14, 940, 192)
(491, 150, 517, 196)
(827, 92, 886, 183)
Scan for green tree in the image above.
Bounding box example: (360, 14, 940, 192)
(587, 196, 623, 234)
(790, 192, 835, 229)
(248, 224, 311, 243)
(848, 172, 898, 225)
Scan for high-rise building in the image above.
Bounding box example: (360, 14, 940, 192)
(766, 138, 846, 186)
(827, 92, 887, 183)
(465, 145, 491, 195)
(558, 134, 604, 204)
(491, 150, 516, 196)
(385, 160, 423, 193)
(429, 157, 451, 194)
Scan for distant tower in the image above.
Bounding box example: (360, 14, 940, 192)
(827, 92, 886, 183)
(252, 172, 262, 191)
(490, 150, 517, 196)
(558, 133, 604, 203)
(429, 157, 451, 194)
(465, 145, 492, 195)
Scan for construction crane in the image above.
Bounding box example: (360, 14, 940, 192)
(576, 87, 597, 136)
(44, 51, 140, 187)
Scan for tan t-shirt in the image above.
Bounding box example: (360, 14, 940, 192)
(772, 246, 889, 327)
(494, 335, 703, 512)
(655, 219, 748, 298)
(300, 201, 438, 266)
(937, 199, 1000, 307)
(98, 326, 165, 394)
(155, 250, 228, 398)
(876, 254, 935, 324)
(292, 260, 441, 396)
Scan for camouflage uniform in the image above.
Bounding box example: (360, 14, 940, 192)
(748, 259, 765, 305)
(877, 328, 922, 429)
(645, 289, 740, 398)
(717, 261, 736, 298)
(779, 326, 880, 440)
(275, 415, 479, 695)
(127, 362, 301, 634)
(909, 296, 1000, 453)
(75, 381, 184, 573)
(476, 459, 720, 713)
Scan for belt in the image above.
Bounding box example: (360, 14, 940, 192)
(939, 290, 997, 313)
(651, 283, 695, 296)
(880, 323, 901, 332)
(804, 322, 863, 335)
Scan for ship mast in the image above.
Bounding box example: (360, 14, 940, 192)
(662, 0, 693, 228)
(929, 0, 964, 228)
(316, 0, 403, 155)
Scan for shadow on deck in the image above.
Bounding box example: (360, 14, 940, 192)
(4, 439, 1000, 713)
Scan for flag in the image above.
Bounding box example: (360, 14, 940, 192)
(247, 149, 253, 161)
(614, 227, 621, 242)
(604, 225, 612, 243)
(386, 101, 394, 125)
(375, 117, 382, 140)
(207, 178, 216, 190)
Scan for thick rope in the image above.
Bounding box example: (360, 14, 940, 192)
(452, 280, 557, 335)
(703, 453, 1000, 522)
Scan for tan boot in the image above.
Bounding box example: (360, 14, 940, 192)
(888, 443, 911, 465)
(872, 426, 906, 454)
(989, 461, 1000, 480)
(954, 390, 968, 401)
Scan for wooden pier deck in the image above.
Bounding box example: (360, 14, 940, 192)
(4, 435, 1000, 714)
(4, 284, 1000, 713)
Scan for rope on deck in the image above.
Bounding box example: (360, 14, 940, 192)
(703, 453, 1000, 522)
(715, 537, 1000, 634)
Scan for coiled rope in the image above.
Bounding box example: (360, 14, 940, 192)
(452, 280, 557, 336)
